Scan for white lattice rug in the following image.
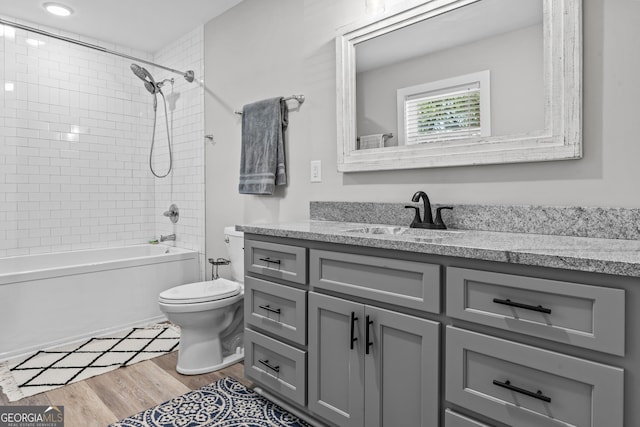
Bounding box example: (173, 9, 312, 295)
(0, 324, 179, 402)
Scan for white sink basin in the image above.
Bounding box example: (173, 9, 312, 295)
(344, 226, 464, 237)
(343, 226, 408, 235)
(402, 228, 465, 236)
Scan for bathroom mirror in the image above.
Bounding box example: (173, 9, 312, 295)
(336, 0, 582, 172)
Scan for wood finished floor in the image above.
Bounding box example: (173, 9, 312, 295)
(0, 352, 251, 427)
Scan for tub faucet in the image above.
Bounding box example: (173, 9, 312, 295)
(160, 234, 176, 242)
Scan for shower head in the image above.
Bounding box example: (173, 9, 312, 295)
(131, 63, 158, 95)
(130, 63, 155, 83)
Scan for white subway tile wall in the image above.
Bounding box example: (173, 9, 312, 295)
(152, 26, 206, 278)
(0, 18, 205, 277)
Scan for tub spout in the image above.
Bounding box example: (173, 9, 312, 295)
(160, 234, 176, 242)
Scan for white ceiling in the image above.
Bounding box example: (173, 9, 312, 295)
(0, 0, 243, 53)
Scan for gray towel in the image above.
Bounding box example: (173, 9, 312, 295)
(239, 97, 288, 195)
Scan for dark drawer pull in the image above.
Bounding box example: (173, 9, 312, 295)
(493, 379, 551, 403)
(258, 359, 280, 373)
(259, 257, 281, 265)
(350, 311, 358, 350)
(492, 298, 552, 314)
(258, 304, 281, 315)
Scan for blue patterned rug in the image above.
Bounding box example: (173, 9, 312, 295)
(109, 377, 312, 427)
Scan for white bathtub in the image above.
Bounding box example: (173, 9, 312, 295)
(0, 244, 199, 360)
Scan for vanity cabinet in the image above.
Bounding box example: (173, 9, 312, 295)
(307, 292, 439, 427)
(244, 233, 632, 427)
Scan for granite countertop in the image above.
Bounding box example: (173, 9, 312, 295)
(239, 220, 640, 277)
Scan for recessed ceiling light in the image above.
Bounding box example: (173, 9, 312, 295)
(44, 3, 74, 17)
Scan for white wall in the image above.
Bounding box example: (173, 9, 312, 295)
(203, 0, 640, 274)
(204, 0, 306, 275)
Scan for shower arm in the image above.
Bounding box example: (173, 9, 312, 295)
(0, 17, 195, 83)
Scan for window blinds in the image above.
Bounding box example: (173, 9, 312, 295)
(404, 83, 481, 145)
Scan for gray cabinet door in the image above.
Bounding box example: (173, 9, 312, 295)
(364, 306, 440, 427)
(308, 292, 365, 427)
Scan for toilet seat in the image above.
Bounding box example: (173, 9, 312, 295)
(159, 278, 241, 304)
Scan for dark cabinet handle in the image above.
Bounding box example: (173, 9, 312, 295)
(258, 304, 281, 315)
(493, 379, 551, 403)
(259, 257, 281, 265)
(492, 298, 552, 314)
(365, 315, 374, 355)
(350, 312, 358, 350)
(258, 359, 280, 373)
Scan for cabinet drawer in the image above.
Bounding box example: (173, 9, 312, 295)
(244, 276, 307, 345)
(446, 326, 623, 427)
(245, 240, 307, 285)
(310, 249, 441, 313)
(446, 267, 625, 356)
(244, 329, 306, 406)
(444, 410, 491, 427)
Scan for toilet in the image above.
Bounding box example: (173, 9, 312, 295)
(158, 226, 245, 375)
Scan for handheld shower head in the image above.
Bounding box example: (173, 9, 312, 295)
(131, 63, 175, 179)
(131, 63, 158, 94)
(144, 81, 157, 95)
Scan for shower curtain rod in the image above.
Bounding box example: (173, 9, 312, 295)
(0, 17, 195, 82)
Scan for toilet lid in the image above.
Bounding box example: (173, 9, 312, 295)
(159, 278, 241, 304)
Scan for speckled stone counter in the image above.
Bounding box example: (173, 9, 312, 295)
(239, 220, 640, 277)
(310, 202, 640, 240)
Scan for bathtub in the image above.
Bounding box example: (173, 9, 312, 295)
(0, 244, 199, 360)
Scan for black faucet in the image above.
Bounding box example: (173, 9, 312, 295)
(411, 191, 433, 224)
(404, 191, 453, 229)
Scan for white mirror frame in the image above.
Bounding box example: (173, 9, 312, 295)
(336, 0, 582, 172)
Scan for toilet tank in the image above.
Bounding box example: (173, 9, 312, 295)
(224, 226, 244, 283)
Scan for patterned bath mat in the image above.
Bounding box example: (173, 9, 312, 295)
(0, 324, 179, 402)
(109, 377, 311, 427)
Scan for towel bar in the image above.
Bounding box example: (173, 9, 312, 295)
(356, 133, 393, 142)
(235, 94, 305, 115)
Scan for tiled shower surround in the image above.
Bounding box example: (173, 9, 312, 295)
(153, 27, 206, 276)
(0, 17, 205, 276)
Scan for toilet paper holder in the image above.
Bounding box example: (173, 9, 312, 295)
(208, 257, 230, 280)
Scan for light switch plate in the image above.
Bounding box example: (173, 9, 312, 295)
(310, 160, 322, 182)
